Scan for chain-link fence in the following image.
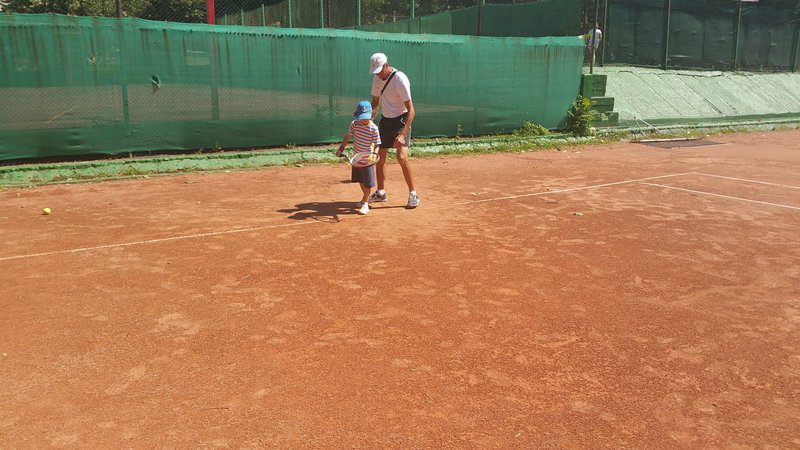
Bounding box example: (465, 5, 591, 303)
(0, 0, 584, 37)
(215, 0, 581, 37)
(217, 0, 440, 28)
(0, 0, 583, 36)
(0, 0, 571, 27)
(217, 0, 512, 29)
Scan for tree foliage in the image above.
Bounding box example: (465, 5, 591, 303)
(1, 0, 206, 20)
(2, 0, 123, 15)
(138, 0, 206, 22)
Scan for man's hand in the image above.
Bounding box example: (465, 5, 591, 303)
(395, 132, 406, 147)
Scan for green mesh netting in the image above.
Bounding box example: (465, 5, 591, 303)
(0, 13, 584, 161)
(605, 0, 800, 71)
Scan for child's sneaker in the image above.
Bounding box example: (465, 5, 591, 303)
(358, 202, 370, 215)
(407, 192, 421, 208)
(368, 191, 387, 203)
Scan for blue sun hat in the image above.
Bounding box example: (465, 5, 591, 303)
(354, 100, 372, 120)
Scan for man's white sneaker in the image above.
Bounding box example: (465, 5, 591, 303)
(358, 202, 370, 215)
(407, 192, 421, 208)
(368, 191, 387, 203)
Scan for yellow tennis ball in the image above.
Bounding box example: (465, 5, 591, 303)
(42, 208, 51, 215)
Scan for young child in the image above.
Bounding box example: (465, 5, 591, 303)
(336, 100, 381, 215)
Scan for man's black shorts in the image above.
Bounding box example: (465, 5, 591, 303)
(378, 112, 411, 148)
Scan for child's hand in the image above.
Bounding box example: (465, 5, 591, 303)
(336, 144, 345, 157)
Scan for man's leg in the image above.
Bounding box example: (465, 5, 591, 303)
(396, 144, 420, 208)
(395, 145, 414, 192)
(375, 147, 389, 191)
(368, 147, 390, 203)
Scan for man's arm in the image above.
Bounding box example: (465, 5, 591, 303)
(396, 99, 415, 147)
(371, 96, 380, 120)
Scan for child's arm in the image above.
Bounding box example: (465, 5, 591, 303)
(336, 133, 351, 157)
(372, 127, 381, 153)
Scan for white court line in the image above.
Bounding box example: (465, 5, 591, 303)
(0, 172, 693, 262)
(692, 172, 800, 190)
(0, 220, 317, 262)
(644, 183, 800, 211)
(449, 172, 693, 206)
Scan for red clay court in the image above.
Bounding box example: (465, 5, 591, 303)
(2, 129, 799, 448)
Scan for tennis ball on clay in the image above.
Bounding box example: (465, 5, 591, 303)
(42, 207, 51, 215)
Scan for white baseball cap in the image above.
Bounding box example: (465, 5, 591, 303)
(370, 53, 387, 74)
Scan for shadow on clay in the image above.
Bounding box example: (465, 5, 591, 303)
(278, 199, 408, 221)
(277, 201, 355, 222)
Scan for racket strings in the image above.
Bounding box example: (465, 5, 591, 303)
(351, 151, 378, 168)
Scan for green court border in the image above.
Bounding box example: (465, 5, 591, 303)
(2, 116, 799, 188)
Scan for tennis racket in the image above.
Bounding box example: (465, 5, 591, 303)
(340, 146, 380, 168)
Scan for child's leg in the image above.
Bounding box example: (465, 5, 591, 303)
(359, 183, 371, 204)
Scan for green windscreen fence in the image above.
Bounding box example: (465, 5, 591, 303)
(605, 0, 800, 71)
(0, 13, 584, 162)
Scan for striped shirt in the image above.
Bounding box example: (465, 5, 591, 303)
(348, 120, 381, 153)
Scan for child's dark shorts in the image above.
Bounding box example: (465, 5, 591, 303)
(351, 165, 375, 187)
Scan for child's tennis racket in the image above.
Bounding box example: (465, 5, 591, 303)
(339, 146, 380, 169)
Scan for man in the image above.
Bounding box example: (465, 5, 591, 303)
(367, 52, 420, 208)
(585, 23, 602, 66)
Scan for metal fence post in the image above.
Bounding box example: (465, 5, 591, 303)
(288, 0, 293, 27)
(590, 0, 599, 74)
(356, 0, 361, 27)
(662, 0, 671, 70)
(476, 0, 483, 36)
(210, 35, 220, 120)
(206, 0, 215, 24)
(792, 20, 800, 72)
(320, 0, 324, 28)
(411, 0, 415, 19)
(601, 0, 608, 67)
(117, 21, 131, 135)
(732, 0, 742, 70)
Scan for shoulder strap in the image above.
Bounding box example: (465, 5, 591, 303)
(380, 71, 398, 96)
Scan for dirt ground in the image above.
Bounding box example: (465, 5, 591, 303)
(1, 130, 799, 448)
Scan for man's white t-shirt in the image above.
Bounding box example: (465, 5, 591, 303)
(587, 28, 602, 48)
(371, 70, 412, 119)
